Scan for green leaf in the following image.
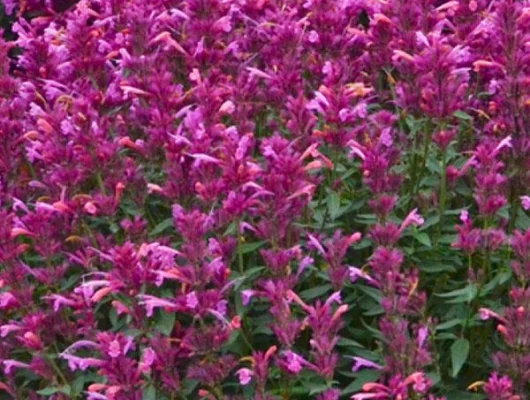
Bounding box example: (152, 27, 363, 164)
(436, 285, 477, 303)
(155, 310, 176, 336)
(497, 204, 510, 219)
(308, 382, 332, 395)
(420, 262, 456, 273)
(150, 218, 174, 236)
(37, 386, 71, 396)
(413, 232, 432, 247)
(299, 284, 332, 300)
(109, 222, 120, 234)
(36, 388, 60, 396)
(436, 319, 462, 331)
(143, 384, 157, 400)
(232, 266, 265, 285)
(336, 337, 363, 348)
(516, 210, 530, 230)
(363, 304, 385, 316)
(240, 241, 266, 254)
(420, 215, 440, 231)
(357, 285, 383, 302)
(446, 391, 486, 400)
(453, 110, 473, 121)
(439, 234, 458, 244)
(451, 338, 470, 377)
(480, 270, 512, 295)
(341, 370, 382, 395)
(327, 191, 341, 220)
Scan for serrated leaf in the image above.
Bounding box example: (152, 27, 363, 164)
(451, 338, 469, 377)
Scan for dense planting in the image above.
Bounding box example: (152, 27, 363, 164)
(1, 0, 530, 399)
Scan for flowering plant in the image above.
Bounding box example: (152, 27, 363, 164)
(1, 0, 530, 399)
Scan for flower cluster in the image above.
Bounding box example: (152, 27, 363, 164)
(2, 0, 530, 399)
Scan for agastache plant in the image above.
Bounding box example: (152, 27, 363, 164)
(3, 0, 530, 398)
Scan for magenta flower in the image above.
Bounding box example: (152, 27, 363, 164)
(3, 360, 30, 374)
(241, 289, 256, 306)
(350, 356, 383, 372)
(521, 196, 530, 211)
(137, 295, 178, 317)
(236, 368, 254, 385)
(400, 208, 425, 232)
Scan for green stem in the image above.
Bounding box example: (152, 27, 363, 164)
(236, 219, 244, 274)
(239, 320, 255, 352)
(82, 220, 99, 248)
(96, 172, 107, 195)
(508, 170, 520, 233)
(408, 121, 420, 206)
(47, 350, 73, 398)
(482, 217, 491, 281)
(437, 149, 447, 244)
(211, 386, 223, 399)
(415, 124, 433, 195)
(320, 149, 338, 231)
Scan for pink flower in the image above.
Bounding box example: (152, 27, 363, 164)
(137, 295, 177, 317)
(61, 355, 105, 371)
(417, 326, 429, 348)
(241, 290, 256, 306)
(326, 291, 342, 305)
(347, 140, 366, 160)
(350, 357, 383, 372)
(236, 368, 254, 385)
(3, 360, 30, 374)
(308, 30, 320, 43)
(108, 340, 121, 358)
(84, 201, 97, 215)
(460, 210, 469, 223)
(143, 348, 156, 366)
(349, 266, 375, 284)
(400, 208, 425, 231)
(0, 292, 18, 309)
(521, 196, 530, 210)
(140, 347, 156, 373)
(0, 324, 23, 338)
(283, 351, 305, 374)
(479, 308, 506, 322)
(219, 100, 235, 115)
(186, 291, 199, 309)
(43, 294, 76, 312)
(493, 136, 512, 156)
